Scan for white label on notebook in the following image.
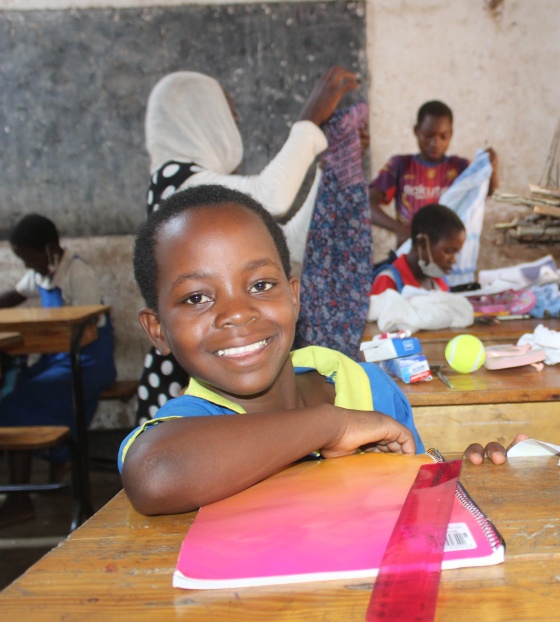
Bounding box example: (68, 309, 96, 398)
(444, 523, 477, 551)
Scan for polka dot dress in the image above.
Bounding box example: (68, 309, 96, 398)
(136, 161, 196, 425)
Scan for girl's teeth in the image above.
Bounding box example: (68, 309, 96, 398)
(218, 340, 268, 357)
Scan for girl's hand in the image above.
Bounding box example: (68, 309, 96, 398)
(320, 409, 416, 459)
(463, 432, 529, 465)
(299, 66, 360, 127)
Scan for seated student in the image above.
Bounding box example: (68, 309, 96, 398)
(0, 214, 117, 527)
(369, 100, 498, 247)
(119, 185, 523, 516)
(371, 203, 465, 295)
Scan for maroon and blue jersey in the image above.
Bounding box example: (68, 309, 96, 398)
(370, 154, 469, 226)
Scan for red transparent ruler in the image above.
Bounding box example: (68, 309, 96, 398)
(366, 459, 462, 622)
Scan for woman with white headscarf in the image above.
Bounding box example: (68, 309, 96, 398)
(136, 66, 361, 423)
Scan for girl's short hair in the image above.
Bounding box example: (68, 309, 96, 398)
(134, 185, 292, 311)
(411, 203, 465, 245)
(417, 100, 453, 125)
(10, 214, 59, 250)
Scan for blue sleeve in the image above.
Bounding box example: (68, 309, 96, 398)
(118, 395, 235, 473)
(359, 362, 425, 454)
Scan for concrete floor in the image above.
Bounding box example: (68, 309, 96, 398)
(0, 430, 126, 591)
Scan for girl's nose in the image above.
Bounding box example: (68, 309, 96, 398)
(213, 294, 259, 329)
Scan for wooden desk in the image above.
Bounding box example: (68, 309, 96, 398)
(0, 306, 105, 355)
(0, 331, 23, 350)
(0, 455, 558, 621)
(0, 305, 110, 529)
(362, 317, 560, 343)
(398, 340, 560, 453)
(361, 318, 560, 452)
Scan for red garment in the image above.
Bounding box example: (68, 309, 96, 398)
(369, 154, 469, 226)
(370, 255, 449, 295)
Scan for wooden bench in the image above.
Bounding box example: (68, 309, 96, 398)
(99, 379, 138, 402)
(0, 425, 82, 532)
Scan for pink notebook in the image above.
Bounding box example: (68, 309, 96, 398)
(173, 452, 504, 589)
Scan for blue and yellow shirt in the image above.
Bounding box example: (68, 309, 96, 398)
(118, 346, 424, 471)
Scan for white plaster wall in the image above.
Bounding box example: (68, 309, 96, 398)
(366, 0, 560, 264)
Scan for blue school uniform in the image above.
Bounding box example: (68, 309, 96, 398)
(118, 346, 424, 471)
(0, 253, 117, 463)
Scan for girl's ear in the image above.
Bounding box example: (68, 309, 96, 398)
(289, 276, 301, 319)
(415, 232, 428, 251)
(138, 308, 171, 355)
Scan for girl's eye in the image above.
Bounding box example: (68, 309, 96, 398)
(250, 280, 274, 294)
(185, 293, 212, 305)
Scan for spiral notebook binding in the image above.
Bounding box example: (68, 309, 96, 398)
(426, 448, 506, 553)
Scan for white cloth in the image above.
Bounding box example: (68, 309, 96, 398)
(16, 251, 101, 306)
(517, 324, 560, 365)
(438, 149, 491, 286)
(368, 288, 474, 333)
(145, 72, 328, 264)
(145, 71, 243, 174)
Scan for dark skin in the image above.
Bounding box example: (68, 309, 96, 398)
(124, 205, 416, 515)
(0, 242, 63, 308)
(407, 229, 466, 289)
(370, 114, 499, 247)
(123, 204, 525, 517)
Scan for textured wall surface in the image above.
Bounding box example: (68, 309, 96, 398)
(366, 0, 560, 265)
(0, 2, 367, 239)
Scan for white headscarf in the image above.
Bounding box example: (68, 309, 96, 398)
(145, 71, 243, 174)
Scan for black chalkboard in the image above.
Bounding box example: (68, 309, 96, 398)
(0, 2, 367, 239)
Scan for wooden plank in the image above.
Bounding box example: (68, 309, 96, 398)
(0, 426, 70, 451)
(415, 402, 560, 454)
(0, 459, 559, 621)
(534, 203, 560, 218)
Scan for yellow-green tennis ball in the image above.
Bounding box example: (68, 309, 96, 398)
(445, 335, 486, 374)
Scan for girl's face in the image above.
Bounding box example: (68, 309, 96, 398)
(11, 244, 50, 276)
(139, 204, 300, 404)
(414, 114, 453, 163)
(420, 229, 466, 274)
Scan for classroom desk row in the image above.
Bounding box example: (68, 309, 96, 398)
(0, 454, 558, 620)
(362, 316, 560, 344)
(0, 305, 110, 529)
(362, 317, 560, 453)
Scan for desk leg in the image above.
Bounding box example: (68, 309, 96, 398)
(69, 321, 95, 531)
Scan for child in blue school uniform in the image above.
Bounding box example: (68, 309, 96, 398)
(119, 185, 526, 516)
(0, 214, 116, 527)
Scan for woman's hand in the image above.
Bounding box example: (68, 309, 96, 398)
(463, 432, 529, 465)
(299, 66, 360, 127)
(320, 409, 416, 459)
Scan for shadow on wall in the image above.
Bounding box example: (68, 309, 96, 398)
(0, 235, 148, 428)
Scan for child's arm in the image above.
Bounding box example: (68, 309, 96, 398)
(121, 406, 415, 516)
(486, 147, 499, 196)
(463, 432, 528, 465)
(369, 187, 411, 247)
(0, 289, 26, 308)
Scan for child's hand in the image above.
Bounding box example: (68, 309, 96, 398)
(299, 66, 360, 127)
(320, 409, 416, 459)
(485, 147, 499, 170)
(463, 433, 529, 465)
